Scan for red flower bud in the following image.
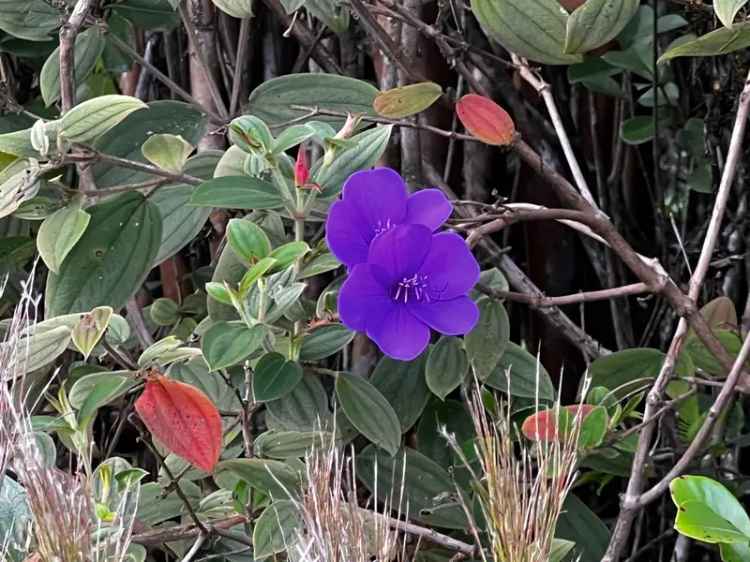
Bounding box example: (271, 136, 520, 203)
(295, 145, 310, 187)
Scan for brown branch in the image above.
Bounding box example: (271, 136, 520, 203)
(131, 515, 248, 547)
(66, 150, 202, 186)
(59, 0, 94, 113)
(479, 282, 651, 308)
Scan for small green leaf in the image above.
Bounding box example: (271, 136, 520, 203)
(371, 352, 431, 433)
(255, 430, 331, 459)
(373, 82, 443, 119)
(268, 241, 309, 271)
(228, 115, 274, 154)
(272, 124, 316, 154)
(216, 458, 302, 498)
(578, 405, 608, 449)
(201, 321, 265, 371)
(464, 297, 509, 380)
(426, 336, 468, 400)
(149, 298, 180, 326)
(486, 341, 555, 400)
(239, 257, 278, 294)
(227, 218, 272, 262)
(61, 95, 149, 143)
(621, 116, 655, 145)
(299, 324, 354, 361)
(141, 133, 194, 174)
(335, 372, 401, 455)
(253, 353, 303, 402)
(71, 371, 136, 428)
(71, 306, 113, 359)
(190, 176, 285, 210)
(37, 204, 90, 274)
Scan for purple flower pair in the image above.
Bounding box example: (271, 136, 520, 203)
(325, 168, 480, 361)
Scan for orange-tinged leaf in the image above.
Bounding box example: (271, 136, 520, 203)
(456, 94, 516, 146)
(521, 404, 595, 442)
(135, 372, 222, 472)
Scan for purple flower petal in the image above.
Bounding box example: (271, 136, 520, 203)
(367, 304, 430, 360)
(325, 200, 371, 267)
(367, 224, 432, 284)
(420, 232, 480, 300)
(337, 264, 390, 332)
(405, 189, 452, 231)
(408, 296, 479, 336)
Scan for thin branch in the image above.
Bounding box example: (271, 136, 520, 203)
(59, 0, 94, 112)
(369, 511, 477, 556)
(66, 150, 202, 185)
(478, 282, 651, 308)
(230, 17, 252, 115)
(131, 516, 247, 547)
(126, 298, 154, 348)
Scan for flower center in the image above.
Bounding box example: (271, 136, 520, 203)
(392, 274, 430, 303)
(373, 218, 394, 236)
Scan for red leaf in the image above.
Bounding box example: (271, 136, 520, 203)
(135, 372, 223, 472)
(521, 404, 596, 442)
(456, 94, 516, 146)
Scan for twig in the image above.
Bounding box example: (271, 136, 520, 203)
(106, 30, 225, 123)
(126, 298, 154, 348)
(180, 534, 207, 562)
(602, 67, 750, 562)
(131, 515, 247, 546)
(478, 282, 651, 308)
(369, 511, 477, 556)
(66, 150, 202, 185)
(230, 17, 252, 115)
(59, 0, 94, 112)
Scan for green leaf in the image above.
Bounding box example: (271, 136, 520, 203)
(40, 27, 105, 107)
(252, 500, 301, 558)
(111, 0, 179, 30)
(93, 101, 207, 188)
(684, 330, 742, 377)
(471, 0, 582, 65)
(253, 353, 303, 402)
(299, 252, 341, 279)
(485, 341, 555, 400)
(150, 151, 220, 265)
(239, 257, 278, 294)
(464, 297, 510, 380)
(216, 459, 302, 498)
(272, 124, 317, 154)
(590, 347, 693, 397)
(721, 542, 750, 562)
(71, 371, 136, 428)
(61, 95, 148, 143)
(371, 352, 431, 433)
(37, 203, 90, 273)
(268, 241, 310, 271)
(578, 405, 608, 449)
(335, 372, 401, 455)
(716, 0, 749, 28)
(141, 133, 193, 174)
(670, 475, 750, 543)
(550, 539, 577, 562)
(71, 305, 113, 359)
(149, 298, 180, 326)
(7, 325, 71, 374)
(426, 336, 468, 400)
(621, 116, 655, 145)
(0, 475, 29, 562)
(266, 374, 331, 431)
(315, 125, 393, 197)
(201, 321, 265, 371)
(211, 0, 254, 18)
(556, 494, 610, 562)
(0, 0, 60, 42)
(228, 115, 274, 154)
(255, 430, 331, 459)
(299, 323, 354, 361)
(373, 82, 443, 119)
(659, 23, 750, 63)
(190, 175, 285, 210)
(246, 73, 379, 127)
(356, 445, 468, 529)
(564, 0, 639, 54)
(45, 192, 162, 316)
(227, 218, 272, 262)
(0, 121, 62, 159)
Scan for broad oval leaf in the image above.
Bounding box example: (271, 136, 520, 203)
(40, 27, 105, 106)
(201, 321, 265, 371)
(61, 95, 148, 143)
(216, 458, 302, 498)
(0, 0, 60, 41)
(266, 374, 332, 431)
(299, 323, 354, 361)
(190, 175, 285, 210)
(93, 100, 207, 188)
(564, 0, 639, 55)
(71, 305, 113, 359)
(254, 430, 331, 459)
(621, 115, 655, 145)
(5, 325, 71, 375)
(71, 370, 136, 427)
(356, 445, 468, 529)
(253, 352, 303, 402)
(373, 82, 443, 119)
(471, 0, 582, 65)
(135, 373, 223, 472)
(252, 500, 301, 558)
(464, 297, 510, 380)
(45, 192, 163, 316)
(659, 23, 750, 63)
(227, 218, 273, 263)
(246, 73, 378, 126)
(37, 203, 90, 273)
(486, 341, 555, 400)
(141, 133, 193, 174)
(335, 372, 401, 456)
(456, 94, 516, 146)
(426, 336, 468, 400)
(371, 352, 431, 432)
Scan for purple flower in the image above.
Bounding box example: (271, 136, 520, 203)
(338, 224, 480, 361)
(325, 167, 452, 269)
